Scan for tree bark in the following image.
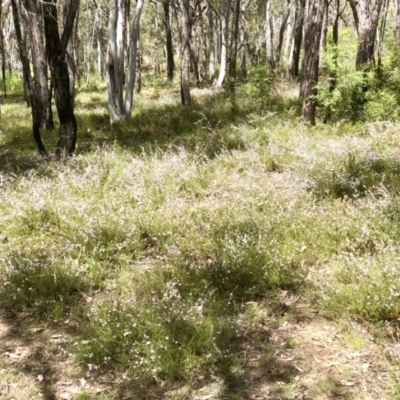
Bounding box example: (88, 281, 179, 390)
(163, 0, 175, 81)
(377, 0, 389, 70)
(287, 0, 305, 80)
(324, 0, 341, 123)
(106, 0, 125, 122)
(348, 0, 359, 32)
(216, 0, 231, 86)
(349, 0, 382, 70)
(265, 0, 274, 70)
(0, 0, 6, 97)
(319, 0, 328, 68)
(396, 0, 400, 47)
(208, 7, 216, 83)
(228, 0, 240, 85)
(64, 0, 78, 109)
(43, 0, 78, 157)
(299, 0, 326, 125)
(181, 0, 191, 104)
(135, 33, 141, 94)
(22, 0, 55, 128)
(275, 0, 290, 66)
(94, 3, 105, 80)
(124, 0, 144, 117)
(239, 12, 248, 78)
(284, 0, 294, 65)
(11, 0, 47, 154)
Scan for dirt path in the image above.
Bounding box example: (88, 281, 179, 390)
(1, 295, 399, 400)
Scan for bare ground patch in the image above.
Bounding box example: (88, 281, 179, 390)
(1, 294, 399, 400)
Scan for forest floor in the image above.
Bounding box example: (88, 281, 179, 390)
(1, 292, 400, 399)
(2, 83, 400, 399)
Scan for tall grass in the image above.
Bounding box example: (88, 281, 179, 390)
(2, 77, 400, 392)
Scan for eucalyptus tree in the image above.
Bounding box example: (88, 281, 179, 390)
(348, 0, 382, 70)
(323, 0, 343, 123)
(207, 6, 216, 82)
(299, 0, 326, 125)
(275, 0, 291, 66)
(163, 0, 175, 81)
(43, 0, 79, 156)
(22, 0, 54, 130)
(208, 0, 231, 87)
(0, 0, 6, 97)
(287, 0, 305, 80)
(265, 0, 274, 70)
(180, 0, 191, 103)
(377, 0, 389, 68)
(396, 0, 400, 47)
(228, 0, 240, 85)
(11, 0, 47, 154)
(106, 0, 144, 122)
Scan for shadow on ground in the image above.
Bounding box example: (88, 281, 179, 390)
(0, 85, 297, 178)
(0, 297, 309, 400)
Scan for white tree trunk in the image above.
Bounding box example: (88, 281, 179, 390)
(284, 1, 294, 65)
(265, 0, 274, 69)
(106, 0, 125, 123)
(208, 7, 216, 83)
(216, 0, 231, 87)
(124, 0, 144, 117)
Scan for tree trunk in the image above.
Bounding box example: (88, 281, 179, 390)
(299, 0, 326, 125)
(208, 7, 216, 83)
(324, 0, 340, 123)
(216, 0, 231, 86)
(106, 0, 125, 123)
(275, 1, 291, 66)
(350, 0, 382, 70)
(22, 0, 54, 131)
(287, 0, 305, 80)
(348, 0, 359, 32)
(95, 4, 105, 80)
(135, 33, 141, 94)
(11, 0, 47, 155)
(189, 35, 201, 86)
(181, 0, 191, 104)
(43, 0, 78, 157)
(396, 0, 400, 47)
(85, 8, 97, 88)
(124, 0, 144, 117)
(377, 0, 389, 70)
(319, 0, 328, 68)
(265, 0, 274, 70)
(64, 0, 78, 108)
(199, 12, 209, 81)
(228, 0, 240, 85)
(239, 13, 248, 78)
(284, 0, 294, 65)
(0, 0, 6, 97)
(163, 0, 175, 81)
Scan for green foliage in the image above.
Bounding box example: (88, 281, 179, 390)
(317, 69, 366, 123)
(242, 66, 274, 111)
(2, 72, 24, 94)
(365, 89, 400, 121)
(317, 28, 400, 123)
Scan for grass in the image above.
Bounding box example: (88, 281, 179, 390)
(2, 76, 400, 395)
